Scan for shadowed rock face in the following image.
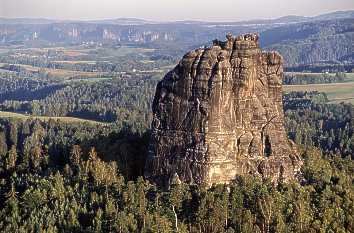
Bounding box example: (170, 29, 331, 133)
(145, 33, 302, 186)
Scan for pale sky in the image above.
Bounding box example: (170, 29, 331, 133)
(1, 0, 354, 21)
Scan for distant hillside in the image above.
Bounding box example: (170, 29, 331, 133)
(262, 18, 354, 66)
(0, 10, 353, 67)
(87, 18, 156, 25)
(313, 10, 354, 21)
(0, 18, 58, 24)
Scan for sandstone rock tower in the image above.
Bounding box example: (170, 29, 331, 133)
(145, 33, 302, 186)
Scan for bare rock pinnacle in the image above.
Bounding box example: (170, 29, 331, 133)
(145, 33, 302, 186)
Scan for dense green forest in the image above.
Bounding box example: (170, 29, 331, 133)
(0, 91, 353, 232)
(263, 18, 354, 67)
(0, 73, 158, 124)
(285, 92, 354, 158)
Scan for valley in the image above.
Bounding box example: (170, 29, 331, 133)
(0, 9, 353, 233)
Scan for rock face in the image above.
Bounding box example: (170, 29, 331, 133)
(145, 33, 302, 186)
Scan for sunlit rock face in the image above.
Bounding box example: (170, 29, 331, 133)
(145, 33, 302, 186)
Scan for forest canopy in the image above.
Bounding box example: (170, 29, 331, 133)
(0, 91, 353, 233)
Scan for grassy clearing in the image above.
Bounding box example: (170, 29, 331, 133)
(342, 73, 354, 82)
(140, 60, 155, 64)
(0, 48, 10, 54)
(12, 47, 92, 56)
(284, 81, 354, 104)
(0, 111, 108, 125)
(112, 46, 155, 57)
(0, 68, 16, 74)
(52, 60, 101, 65)
(0, 63, 106, 79)
(11, 46, 153, 57)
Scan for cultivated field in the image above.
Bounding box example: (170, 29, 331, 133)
(284, 81, 354, 104)
(0, 63, 106, 79)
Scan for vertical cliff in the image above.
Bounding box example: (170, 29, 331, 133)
(145, 33, 302, 186)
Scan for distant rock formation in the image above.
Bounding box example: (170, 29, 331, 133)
(145, 33, 302, 186)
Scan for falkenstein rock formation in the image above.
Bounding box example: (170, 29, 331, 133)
(145, 33, 302, 186)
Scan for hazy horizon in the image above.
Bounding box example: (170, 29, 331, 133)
(1, 0, 354, 22)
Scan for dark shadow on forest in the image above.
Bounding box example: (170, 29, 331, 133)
(78, 126, 150, 180)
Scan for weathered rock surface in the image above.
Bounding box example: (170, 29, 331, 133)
(145, 33, 302, 186)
